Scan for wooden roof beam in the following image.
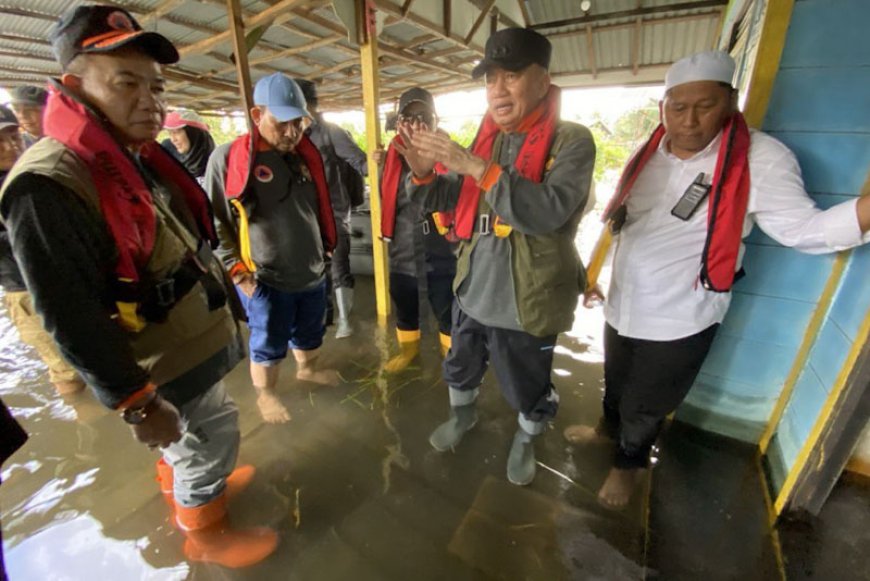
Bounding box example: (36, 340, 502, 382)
(530, 0, 728, 30)
(178, 0, 321, 58)
(139, 0, 188, 28)
(465, 0, 497, 45)
(372, 0, 484, 55)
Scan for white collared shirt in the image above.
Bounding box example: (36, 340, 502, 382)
(605, 129, 869, 341)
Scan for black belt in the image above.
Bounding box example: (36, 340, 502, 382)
(136, 242, 227, 324)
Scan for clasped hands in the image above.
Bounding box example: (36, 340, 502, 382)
(393, 125, 488, 183)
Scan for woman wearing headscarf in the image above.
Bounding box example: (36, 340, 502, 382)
(162, 110, 216, 183)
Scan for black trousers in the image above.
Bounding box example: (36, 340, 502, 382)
(603, 322, 719, 469)
(390, 271, 454, 335)
(445, 302, 559, 422)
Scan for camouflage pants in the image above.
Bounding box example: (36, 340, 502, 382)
(5, 290, 81, 385)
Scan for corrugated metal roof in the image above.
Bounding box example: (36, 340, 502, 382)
(0, 0, 727, 112)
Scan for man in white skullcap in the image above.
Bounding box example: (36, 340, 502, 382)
(563, 50, 870, 509)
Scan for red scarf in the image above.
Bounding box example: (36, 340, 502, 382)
(225, 129, 336, 252)
(604, 113, 751, 292)
(42, 84, 216, 287)
(380, 135, 450, 240)
(450, 85, 561, 240)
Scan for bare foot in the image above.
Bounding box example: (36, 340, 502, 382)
(296, 367, 340, 386)
(563, 424, 614, 446)
(597, 467, 641, 509)
(256, 389, 291, 424)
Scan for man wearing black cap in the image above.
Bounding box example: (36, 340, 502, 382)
(0, 5, 276, 568)
(9, 85, 48, 147)
(295, 78, 368, 339)
(400, 28, 596, 486)
(375, 87, 456, 372)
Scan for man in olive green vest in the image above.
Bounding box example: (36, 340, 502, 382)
(399, 28, 595, 486)
(0, 5, 276, 568)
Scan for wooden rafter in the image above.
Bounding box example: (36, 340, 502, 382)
(178, 0, 320, 58)
(530, 0, 728, 30)
(465, 0, 497, 45)
(443, 0, 452, 37)
(225, 0, 254, 120)
(517, 0, 531, 26)
(586, 25, 597, 78)
(632, 17, 642, 75)
(372, 0, 484, 54)
(139, 0, 187, 27)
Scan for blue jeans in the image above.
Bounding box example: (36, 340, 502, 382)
(238, 279, 327, 364)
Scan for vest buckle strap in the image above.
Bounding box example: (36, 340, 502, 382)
(478, 214, 491, 235)
(154, 279, 176, 308)
(422, 220, 431, 235)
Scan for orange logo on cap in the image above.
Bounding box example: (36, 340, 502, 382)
(107, 11, 135, 31)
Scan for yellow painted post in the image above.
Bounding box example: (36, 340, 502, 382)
(741, 0, 795, 128)
(357, 0, 391, 322)
(775, 310, 870, 515)
(758, 253, 850, 454)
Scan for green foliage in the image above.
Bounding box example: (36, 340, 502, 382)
(337, 121, 369, 152)
(448, 120, 480, 148)
(202, 115, 245, 146)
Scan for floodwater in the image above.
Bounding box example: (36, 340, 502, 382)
(0, 219, 798, 580)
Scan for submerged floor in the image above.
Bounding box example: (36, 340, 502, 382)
(0, 276, 865, 580)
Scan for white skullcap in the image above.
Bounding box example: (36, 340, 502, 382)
(665, 50, 736, 90)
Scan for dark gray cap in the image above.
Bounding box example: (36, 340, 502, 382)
(472, 27, 551, 79)
(0, 105, 19, 131)
(398, 87, 435, 113)
(11, 85, 48, 107)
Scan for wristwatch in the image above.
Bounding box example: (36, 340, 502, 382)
(121, 394, 158, 424)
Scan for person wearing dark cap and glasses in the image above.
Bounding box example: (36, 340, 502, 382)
(9, 85, 48, 147)
(295, 78, 368, 339)
(399, 28, 596, 486)
(373, 87, 456, 373)
(205, 73, 339, 426)
(0, 5, 277, 568)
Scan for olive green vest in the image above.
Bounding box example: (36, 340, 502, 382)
(0, 138, 237, 385)
(453, 123, 589, 337)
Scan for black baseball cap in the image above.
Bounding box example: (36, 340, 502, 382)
(471, 27, 552, 79)
(51, 5, 179, 70)
(398, 87, 435, 113)
(295, 79, 318, 107)
(0, 105, 19, 131)
(11, 85, 48, 107)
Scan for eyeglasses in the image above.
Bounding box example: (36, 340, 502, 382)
(398, 113, 434, 126)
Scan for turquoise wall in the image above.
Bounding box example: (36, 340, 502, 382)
(677, 0, 870, 479)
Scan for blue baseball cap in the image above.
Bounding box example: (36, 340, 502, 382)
(253, 73, 309, 122)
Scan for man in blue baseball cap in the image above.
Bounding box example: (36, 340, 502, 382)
(205, 72, 339, 425)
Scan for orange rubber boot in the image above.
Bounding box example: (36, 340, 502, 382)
(175, 495, 278, 568)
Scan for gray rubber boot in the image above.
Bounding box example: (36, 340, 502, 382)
(429, 404, 478, 452)
(507, 428, 538, 486)
(334, 287, 354, 339)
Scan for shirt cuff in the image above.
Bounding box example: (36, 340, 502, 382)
(411, 171, 436, 186)
(476, 162, 503, 192)
(117, 382, 157, 410)
(229, 262, 249, 278)
(823, 198, 869, 250)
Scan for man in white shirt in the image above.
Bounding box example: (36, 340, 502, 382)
(564, 51, 870, 509)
